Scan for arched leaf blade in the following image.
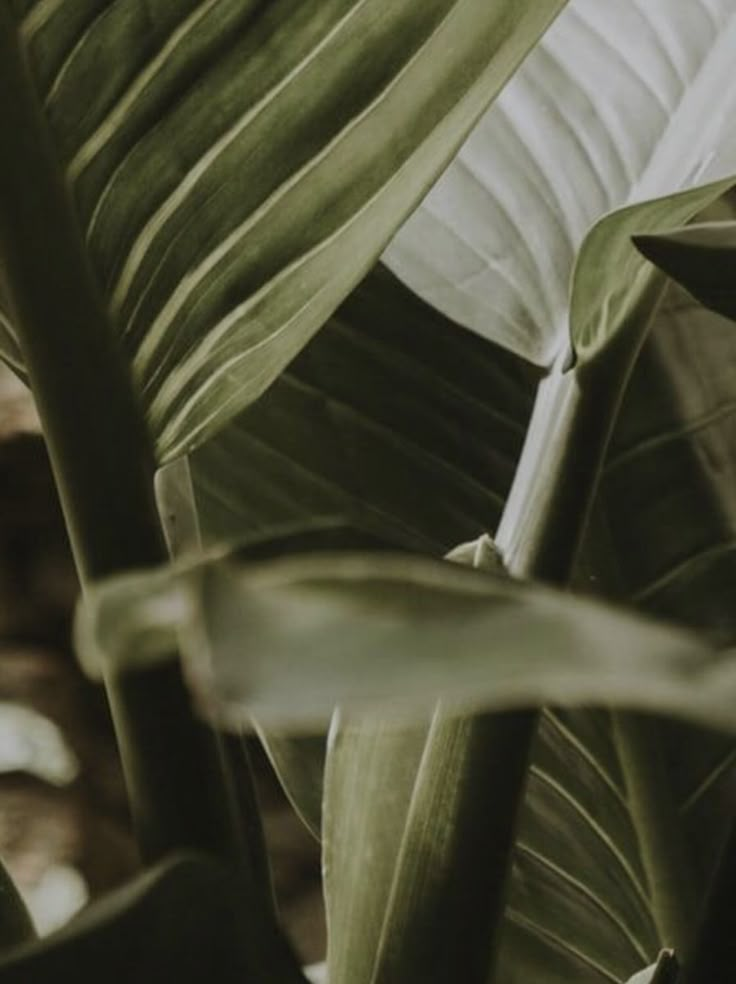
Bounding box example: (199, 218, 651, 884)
(7, 0, 567, 460)
(76, 550, 736, 734)
(634, 221, 736, 323)
(384, 0, 736, 367)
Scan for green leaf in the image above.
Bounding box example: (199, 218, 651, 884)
(155, 266, 537, 554)
(75, 543, 736, 984)
(2, 0, 566, 460)
(634, 221, 736, 322)
(0, 852, 302, 983)
(383, 1, 736, 367)
(76, 550, 736, 735)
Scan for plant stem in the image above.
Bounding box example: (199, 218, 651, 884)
(372, 328, 653, 983)
(0, 6, 274, 904)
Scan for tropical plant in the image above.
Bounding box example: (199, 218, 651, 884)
(0, 1, 735, 983)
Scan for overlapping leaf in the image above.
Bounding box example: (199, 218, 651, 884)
(77, 549, 736, 732)
(2, 0, 566, 459)
(156, 266, 537, 556)
(635, 221, 736, 322)
(383, 0, 736, 366)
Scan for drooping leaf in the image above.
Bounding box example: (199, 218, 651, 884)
(634, 221, 736, 322)
(1, 0, 566, 459)
(76, 549, 736, 734)
(383, 0, 736, 366)
(0, 852, 302, 983)
(75, 543, 736, 984)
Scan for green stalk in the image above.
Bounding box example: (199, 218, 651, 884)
(0, 10, 288, 951)
(372, 280, 669, 984)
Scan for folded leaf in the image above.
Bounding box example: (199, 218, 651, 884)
(634, 221, 736, 322)
(384, 0, 736, 367)
(2, 0, 566, 459)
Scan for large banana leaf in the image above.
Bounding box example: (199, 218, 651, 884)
(383, 0, 736, 366)
(0, 0, 565, 460)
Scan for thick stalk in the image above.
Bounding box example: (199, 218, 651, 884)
(373, 272, 673, 983)
(0, 6, 279, 923)
(371, 340, 644, 983)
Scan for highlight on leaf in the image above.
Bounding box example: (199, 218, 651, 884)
(75, 550, 736, 734)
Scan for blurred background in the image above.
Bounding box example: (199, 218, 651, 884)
(0, 361, 325, 963)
